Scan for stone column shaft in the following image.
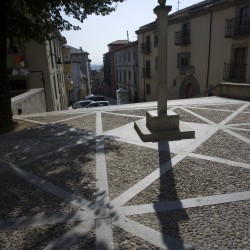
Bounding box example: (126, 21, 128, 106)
(154, 3, 172, 116)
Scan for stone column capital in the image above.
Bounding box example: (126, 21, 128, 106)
(153, 5, 172, 18)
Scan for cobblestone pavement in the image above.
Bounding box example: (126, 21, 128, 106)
(0, 97, 249, 250)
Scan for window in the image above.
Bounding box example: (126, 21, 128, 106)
(49, 41, 54, 69)
(128, 52, 131, 62)
(128, 70, 131, 81)
(134, 71, 137, 85)
(146, 84, 151, 95)
(143, 60, 151, 78)
(123, 70, 127, 82)
(154, 35, 158, 47)
(155, 56, 158, 71)
(177, 53, 191, 68)
(53, 75, 57, 99)
(145, 36, 151, 54)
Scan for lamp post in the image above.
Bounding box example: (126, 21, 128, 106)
(48, 51, 63, 65)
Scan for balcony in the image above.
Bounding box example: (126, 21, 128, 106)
(225, 16, 250, 38)
(174, 30, 191, 46)
(223, 62, 247, 82)
(142, 67, 151, 78)
(141, 43, 151, 54)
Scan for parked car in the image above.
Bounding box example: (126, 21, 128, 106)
(72, 100, 93, 109)
(84, 95, 109, 103)
(96, 101, 109, 106)
(86, 101, 100, 108)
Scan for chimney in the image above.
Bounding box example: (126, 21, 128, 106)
(79, 47, 82, 51)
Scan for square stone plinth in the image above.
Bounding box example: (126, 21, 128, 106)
(146, 110, 179, 131)
(135, 110, 195, 142)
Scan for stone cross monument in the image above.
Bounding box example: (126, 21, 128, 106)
(134, 0, 195, 141)
(154, 0, 172, 116)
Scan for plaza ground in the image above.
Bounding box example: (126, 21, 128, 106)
(0, 96, 249, 249)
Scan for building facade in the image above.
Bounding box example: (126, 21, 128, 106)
(113, 41, 139, 102)
(136, 0, 250, 102)
(64, 45, 91, 104)
(103, 40, 129, 98)
(23, 31, 68, 111)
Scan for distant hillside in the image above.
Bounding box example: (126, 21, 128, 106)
(91, 64, 102, 70)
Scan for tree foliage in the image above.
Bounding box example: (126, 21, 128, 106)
(7, 0, 124, 42)
(0, 0, 124, 128)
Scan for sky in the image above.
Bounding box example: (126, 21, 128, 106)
(61, 0, 202, 65)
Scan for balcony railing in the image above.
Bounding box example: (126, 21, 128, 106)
(142, 67, 151, 78)
(225, 16, 250, 37)
(141, 43, 151, 54)
(174, 30, 191, 46)
(223, 62, 247, 82)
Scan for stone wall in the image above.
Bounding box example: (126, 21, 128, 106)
(11, 88, 46, 115)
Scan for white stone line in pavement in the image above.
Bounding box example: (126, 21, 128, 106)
(96, 111, 103, 136)
(13, 117, 47, 125)
(226, 126, 250, 132)
(95, 112, 114, 248)
(1, 160, 92, 211)
(102, 110, 144, 119)
(219, 103, 249, 125)
(53, 112, 94, 124)
(120, 191, 250, 216)
(43, 220, 95, 250)
(189, 153, 250, 170)
(225, 122, 250, 127)
(0, 211, 103, 230)
(181, 106, 216, 125)
(114, 216, 194, 250)
(223, 128, 250, 145)
(181, 106, 238, 112)
(112, 126, 219, 207)
(96, 218, 114, 250)
(96, 112, 110, 205)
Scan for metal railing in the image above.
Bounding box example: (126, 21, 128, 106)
(223, 62, 247, 82)
(225, 16, 250, 37)
(174, 30, 191, 46)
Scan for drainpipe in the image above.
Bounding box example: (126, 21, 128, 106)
(143, 33, 146, 102)
(206, 9, 213, 92)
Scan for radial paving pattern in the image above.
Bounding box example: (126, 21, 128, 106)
(0, 97, 249, 249)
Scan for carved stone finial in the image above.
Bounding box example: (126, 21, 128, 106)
(158, 0, 166, 6)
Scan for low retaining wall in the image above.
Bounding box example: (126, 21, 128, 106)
(205, 82, 250, 101)
(218, 82, 250, 101)
(11, 88, 46, 115)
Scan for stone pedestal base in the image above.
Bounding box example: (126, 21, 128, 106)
(134, 110, 195, 142)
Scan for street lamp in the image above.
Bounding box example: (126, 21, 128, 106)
(48, 51, 62, 64)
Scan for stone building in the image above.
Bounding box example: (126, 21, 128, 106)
(103, 40, 129, 98)
(113, 41, 139, 102)
(136, 0, 250, 102)
(64, 45, 91, 103)
(23, 31, 68, 111)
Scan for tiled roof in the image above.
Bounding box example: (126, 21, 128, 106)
(64, 45, 88, 54)
(107, 40, 128, 46)
(137, 0, 235, 32)
(170, 0, 234, 17)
